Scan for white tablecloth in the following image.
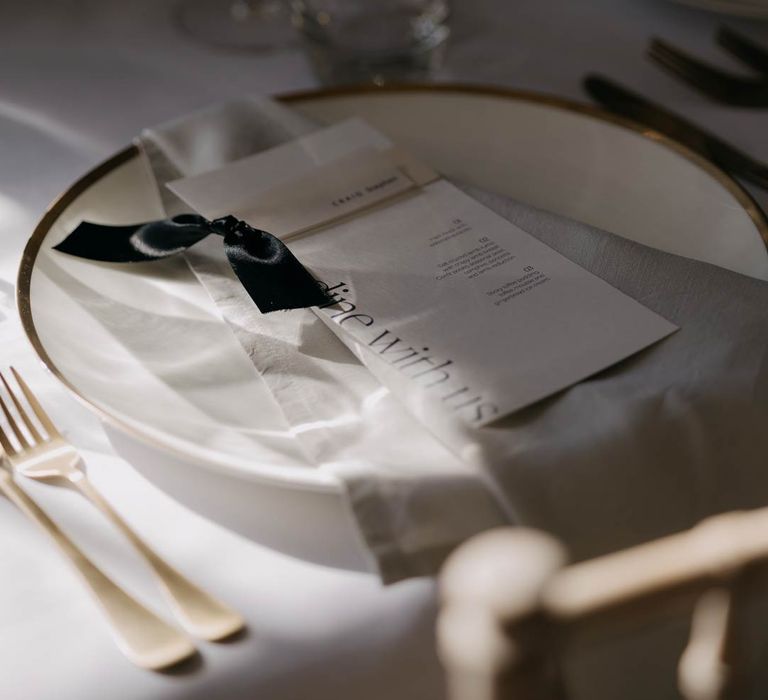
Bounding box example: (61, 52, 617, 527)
(1, 1, 767, 698)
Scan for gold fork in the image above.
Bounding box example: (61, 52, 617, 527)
(0, 464, 195, 669)
(0, 367, 244, 642)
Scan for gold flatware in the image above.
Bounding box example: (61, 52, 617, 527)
(0, 466, 195, 669)
(648, 28, 768, 108)
(584, 75, 768, 191)
(0, 367, 244, 641)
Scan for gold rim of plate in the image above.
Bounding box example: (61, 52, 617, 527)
(16, 82, 768, 475)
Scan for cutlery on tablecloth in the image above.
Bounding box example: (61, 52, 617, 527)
(0, 464, 195, 670)
(583, 74, 768, 191)
(717, 26, 768, 76)
(0, 367, 244, 642)
(648, 27, 768, 108)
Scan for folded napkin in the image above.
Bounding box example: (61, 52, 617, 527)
(140, 99, 768, 583)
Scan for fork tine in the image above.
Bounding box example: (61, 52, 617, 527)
(648, 38, 768, 107)
(0, 371, 43, 444)
(0, 380, 30, 451)
(649, 39, 736, 92)
(9, 367, 60, 439)
(0, 420, 16, 456)
(718, 26, 768, 77)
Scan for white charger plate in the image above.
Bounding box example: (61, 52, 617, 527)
(18, 85, 768, 570)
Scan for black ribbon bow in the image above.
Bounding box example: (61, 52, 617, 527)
(53, 214, 331, 313)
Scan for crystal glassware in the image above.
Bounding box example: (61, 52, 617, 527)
(176, 0, 296, 51)
(292, 0, 451, 84)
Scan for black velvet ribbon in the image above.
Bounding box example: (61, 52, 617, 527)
(53, 214, 331, 313)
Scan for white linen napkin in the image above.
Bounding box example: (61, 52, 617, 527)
(139, 98, 768, 582)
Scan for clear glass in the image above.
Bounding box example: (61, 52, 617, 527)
(176, 0, 296, 51)
(292, 0, 451, 85)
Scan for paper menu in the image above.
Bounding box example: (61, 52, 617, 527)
(169, 118, 677, 427)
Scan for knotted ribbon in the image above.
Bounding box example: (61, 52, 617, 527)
(53, 214, 331, 313)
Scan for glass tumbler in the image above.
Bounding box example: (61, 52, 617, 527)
(292, 0, 451, 85)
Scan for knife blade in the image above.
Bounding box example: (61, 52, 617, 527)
(584, 74, 768, 191)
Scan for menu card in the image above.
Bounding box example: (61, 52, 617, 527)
(169, 119, 677, 427)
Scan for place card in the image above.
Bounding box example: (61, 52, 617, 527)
(169, 119, 677, 427)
